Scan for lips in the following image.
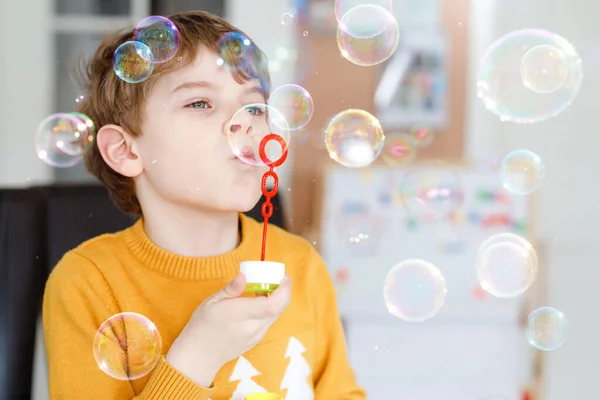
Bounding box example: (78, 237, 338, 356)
(231, 146, 257, 162)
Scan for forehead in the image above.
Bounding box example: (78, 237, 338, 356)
(158, 46, 259, 91)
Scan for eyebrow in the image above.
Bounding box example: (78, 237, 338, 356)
(172, 81, 215, 93)
(172, 81, 265, 96)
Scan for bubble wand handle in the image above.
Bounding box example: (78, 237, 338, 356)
(258, 134, 288, 261)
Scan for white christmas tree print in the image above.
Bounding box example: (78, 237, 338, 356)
(280, 337, 314, 400)
(229, 356, 268, 400)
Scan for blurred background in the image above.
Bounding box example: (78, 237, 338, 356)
(0, 0, 597, 399)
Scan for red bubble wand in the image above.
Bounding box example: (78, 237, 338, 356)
(258, 134, 288, 261)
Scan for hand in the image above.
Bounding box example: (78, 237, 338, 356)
(166, 273, 292, 387)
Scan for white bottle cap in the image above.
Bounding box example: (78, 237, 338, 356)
(240, 261, 285, 284)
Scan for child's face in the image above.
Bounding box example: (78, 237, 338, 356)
(134, 47, 268, 213)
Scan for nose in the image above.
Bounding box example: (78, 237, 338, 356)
(223, 109, 253, 137)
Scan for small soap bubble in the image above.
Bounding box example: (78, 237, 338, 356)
(339, 217, 381, 256)
(521, 44, 570, 94)
(134, 16, 180, 63)
(113, 41, 154, 83)
(476, 233, 538, 298)
(324, 109, 385, 168)
(477, 29, 582, 123)
(410, 126, 435, 148)
(383, 259, 447, 322)
(217, 31, 265, 82)
(526, 306, 568, 351)
(268, 84, 314, 131)
(75, 94, 85, 104)
(400, 162, 464, 223)
(303, 31, 309, 37)
(281, 12, 294, 25)
(337, 4, 399, 67)
(93, 312, 162, 381)
(227, 103, 290, 166)
(500, 149, 545, 195)
(35, 113, 95, 168)
(218, 32, 252, 65)
(334, 0, 394, 22)
(381, 132, 416, 166)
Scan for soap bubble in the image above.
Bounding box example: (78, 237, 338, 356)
(337, 4, 400, 67)
(218, 32, 252, 67)
(477, 29, 582, 123)
(383, 259, 447, 322)
(334, 0, 394, 22)
(134, 16, 181, 63)
(324, 109, 385, 168)
(93, 312, 162, 381)
(410, 126, 435, 148)
(526, 307, 568, 351)
(70, 112, 96, 138)
(381, 132, 416, 166)
(268, 84, 314, 131)
(521, 44, 570, 94)
(400, 162, 464, 223)
(500, 149, 545, 195)
(478, 232, 538, 267)
(281, 13, 294, 25)
(477, 234, 538, 298)
(35, 113, 95, 168)
(339, 217, 381, 257)
(113, 41, 154, 83)
(227, 103, 290, 166)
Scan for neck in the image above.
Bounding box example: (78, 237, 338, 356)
(141, 203, 240, 258)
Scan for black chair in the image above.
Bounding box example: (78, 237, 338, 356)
(0, 189, 47, 400)
(0, 184, 286, 399)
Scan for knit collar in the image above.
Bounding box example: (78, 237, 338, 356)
(123, 213, 262, 281)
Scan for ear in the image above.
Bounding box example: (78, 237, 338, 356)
(96, 124, 143, 177)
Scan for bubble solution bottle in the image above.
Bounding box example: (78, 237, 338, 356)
(240, 261, 285, 297)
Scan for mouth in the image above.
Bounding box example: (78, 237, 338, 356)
(231, 147, 257, 163)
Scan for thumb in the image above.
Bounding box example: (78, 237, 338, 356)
(210, 273, 246, 302)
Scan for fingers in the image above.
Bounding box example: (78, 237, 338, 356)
(265, 274, 292, 315)
(226, 274, 292, 319)
(209, 273, 246, 303)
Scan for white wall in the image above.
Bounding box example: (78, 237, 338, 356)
(0, 0, 54, 187)
(465, 1, 600, 398)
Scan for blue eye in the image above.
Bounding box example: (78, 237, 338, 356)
(245, 105, 265, 116)
(187, 100, 211, 109)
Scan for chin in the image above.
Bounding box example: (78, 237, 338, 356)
(224, 189, 263, 213)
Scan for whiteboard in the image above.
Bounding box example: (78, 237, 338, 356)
(320, 163, 534, 324)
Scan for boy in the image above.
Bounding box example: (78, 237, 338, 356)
(42, 10, 366, 400)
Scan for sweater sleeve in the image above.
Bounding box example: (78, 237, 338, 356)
(42, 251, 216, 400)
(310, 251, 367, 399)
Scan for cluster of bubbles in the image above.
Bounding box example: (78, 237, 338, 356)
(114, 16, 181, 84)
(93, 312, 162, 380)
(379, 230, 568, 351)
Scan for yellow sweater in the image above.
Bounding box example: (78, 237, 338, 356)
(43, 214, 365, 399)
